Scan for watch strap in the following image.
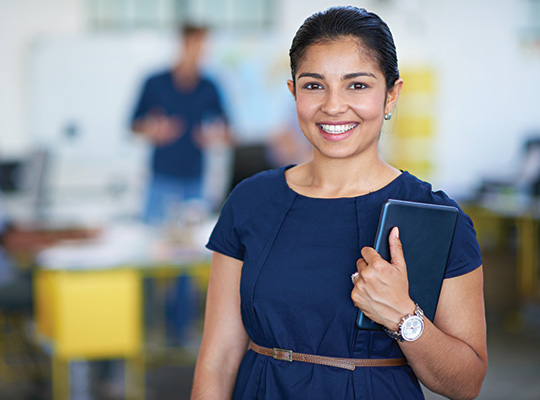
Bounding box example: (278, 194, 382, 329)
(383, 303, 424, 342)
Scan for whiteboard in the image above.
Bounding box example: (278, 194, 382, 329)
(29, 31, 294, 162)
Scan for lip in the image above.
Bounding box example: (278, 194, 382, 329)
(317, 122, 358, 142)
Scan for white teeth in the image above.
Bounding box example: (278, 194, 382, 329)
(320, 123, 357, 134)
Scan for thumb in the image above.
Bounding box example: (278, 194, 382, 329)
(389, 227, 406, 269)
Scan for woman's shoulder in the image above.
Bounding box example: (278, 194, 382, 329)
(215, 166, 294, 233)
(398, 171, 459, 208)
(398, 172, 482, 276)
(232, 166, 288, 195)
(224, 165, 293, 211)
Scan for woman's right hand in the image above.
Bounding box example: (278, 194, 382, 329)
(351, 227, 415, 331)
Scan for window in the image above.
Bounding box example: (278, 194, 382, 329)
(520, 0, 540, 53)
(87, 0, 274, 30)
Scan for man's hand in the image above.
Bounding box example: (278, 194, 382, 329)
(133, 112, 184, 146)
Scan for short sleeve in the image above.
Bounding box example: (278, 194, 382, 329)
(131, 77, 155, 123)
(444, 209, 483, 279)
(203, 79, 229, 123)
(206, 190, 245, 261)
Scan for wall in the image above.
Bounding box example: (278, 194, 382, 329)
(422, 1, 540, 195)
(0, 0, 86, 157)
(1, 0, 540, 198)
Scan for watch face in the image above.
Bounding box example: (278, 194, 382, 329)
(402, 315, 424, 341)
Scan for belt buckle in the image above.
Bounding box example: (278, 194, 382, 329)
(273, 348, 293, 362)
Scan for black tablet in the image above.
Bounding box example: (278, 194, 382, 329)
(356, 199, 459, 330)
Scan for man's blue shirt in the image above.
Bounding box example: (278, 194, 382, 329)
(132, 70, 226, 179)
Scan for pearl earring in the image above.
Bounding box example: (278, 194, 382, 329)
(384, 113, 392, 121)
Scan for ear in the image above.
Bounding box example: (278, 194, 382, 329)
(385, 78, 403, 115)
(287, 79, 296, 100)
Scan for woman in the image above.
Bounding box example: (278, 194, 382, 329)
(192, 6, 487, 400)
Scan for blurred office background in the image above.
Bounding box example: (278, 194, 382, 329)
(1, 0, 540, 399)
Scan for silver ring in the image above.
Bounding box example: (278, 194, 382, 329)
(351, 272, 360, 285)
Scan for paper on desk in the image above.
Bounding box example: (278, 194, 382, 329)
(36, 223, 152, 270)
(36, 219, 216, 270)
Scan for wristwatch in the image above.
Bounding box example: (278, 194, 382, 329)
(383, 303, 424, 342)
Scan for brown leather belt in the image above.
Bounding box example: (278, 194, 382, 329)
(249, 341, 407, 371)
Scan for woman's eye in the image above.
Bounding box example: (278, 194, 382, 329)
(304, 83, 323, 90)
(349, 82, 367, 90)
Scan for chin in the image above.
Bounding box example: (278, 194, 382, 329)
(315, 143, 377, 161)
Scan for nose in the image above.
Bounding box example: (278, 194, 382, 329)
(321, 88, 348, 115)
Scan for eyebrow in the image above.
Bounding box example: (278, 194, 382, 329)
(344, 72, 377, 79)
(297, 72, 324, 80)
(297, 72, 377, 80)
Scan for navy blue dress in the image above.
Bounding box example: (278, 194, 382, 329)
(207, 166, 482, 400)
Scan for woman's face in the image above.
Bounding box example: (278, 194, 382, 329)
(288, 37, 402, 162)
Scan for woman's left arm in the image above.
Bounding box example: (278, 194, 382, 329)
(402, 267, 487, 400)
(352, 227, 487, 400)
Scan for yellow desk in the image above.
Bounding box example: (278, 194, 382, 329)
(35, 262, 211, 400)
(465, 202, 540, 301)
(34, 223, 212, 400)
(35, 269, 143, 400)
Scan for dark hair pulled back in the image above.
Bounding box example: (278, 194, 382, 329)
(289, 6, 399, 91)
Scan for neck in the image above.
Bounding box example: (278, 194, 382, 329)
(290, 153, 400, 198)
(173, 62, 200, 90)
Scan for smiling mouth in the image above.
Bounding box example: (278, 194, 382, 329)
(319, 123, 358, 134)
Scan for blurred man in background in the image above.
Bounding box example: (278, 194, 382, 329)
(131, 23, 231, 225)
(131, 23, 232, 350)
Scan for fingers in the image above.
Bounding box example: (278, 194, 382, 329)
(388, 227, 406, 269)
(360, 245, 380, 264)
(150, 116, 183, 145)
(350, 271, 360, 285)
(351, 227, 410, 326)
(356, 226, 406, 281)
(356, 256, 367, 270)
